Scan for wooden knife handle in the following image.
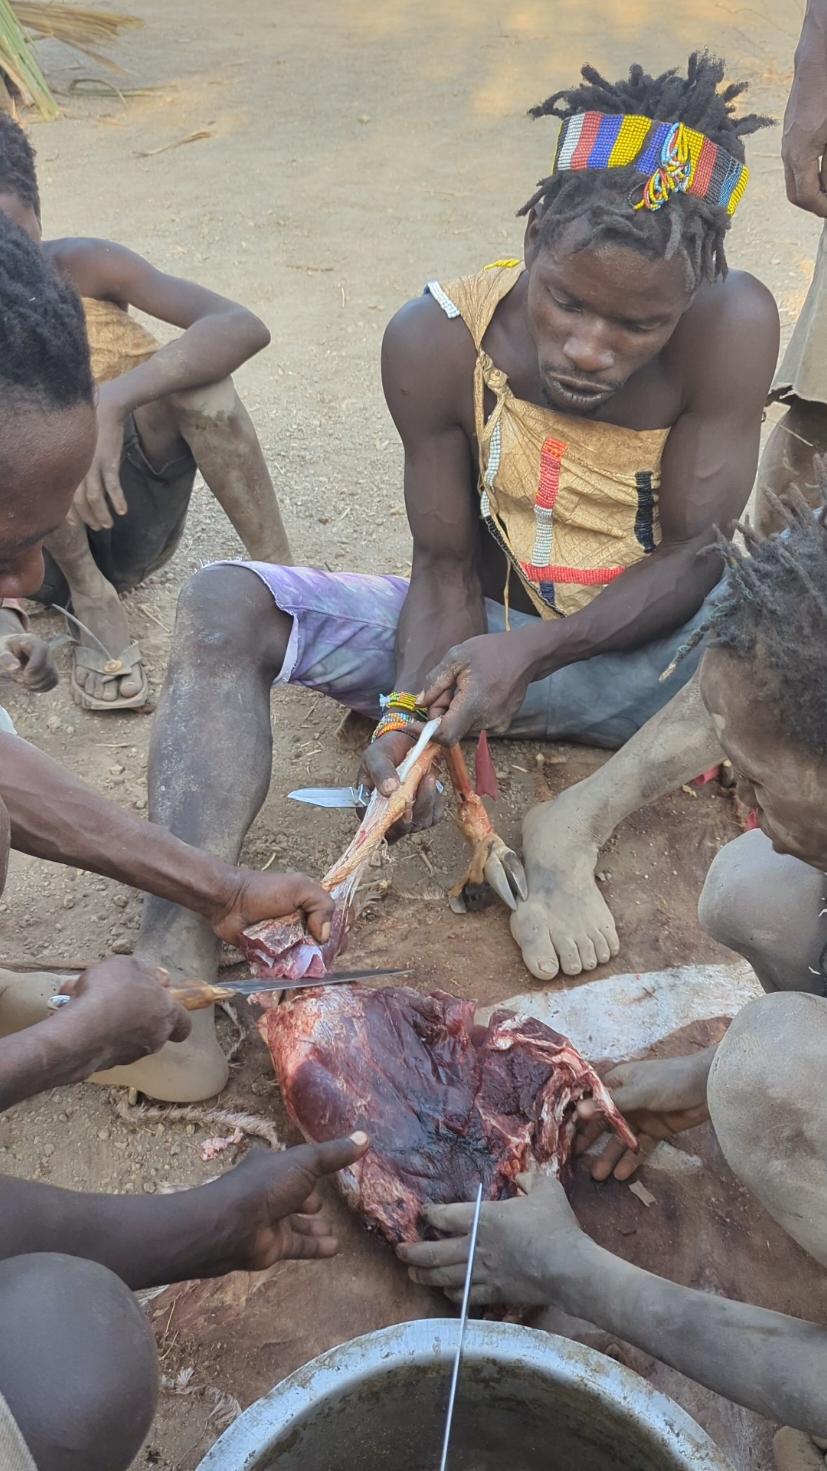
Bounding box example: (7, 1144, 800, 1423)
(169, 982, 230, 1011)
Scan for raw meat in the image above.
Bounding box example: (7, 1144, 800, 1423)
(257, 984, 635, 1244)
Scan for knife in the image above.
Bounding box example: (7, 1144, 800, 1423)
(438, 1182, 484, 1471)
(289, 779, 444, 809)
(47, 966, 411, 1013)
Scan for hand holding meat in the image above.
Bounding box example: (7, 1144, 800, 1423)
(359, 729, 447, 837)
(419, 632, 532, 744)
(575, 1052, 713, 1182)
(56, 957, 192, 1072)
(398, 1175, 591, 1308)
(210, 869, 334, 947)
(199, 1132, 369, 1274)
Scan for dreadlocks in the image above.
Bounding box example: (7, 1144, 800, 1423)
(0, 113, 39, 217)
(0, 213, 92, 420)
(520, 52, 771, 285)
(664, 491, 827, 758)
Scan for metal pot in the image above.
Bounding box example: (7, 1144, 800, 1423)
(198, 1319, 735, 1471)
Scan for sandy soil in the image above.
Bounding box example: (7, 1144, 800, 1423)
(0, 1, 821, 1465)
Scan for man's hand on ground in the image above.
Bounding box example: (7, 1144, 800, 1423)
(418, 633, 530, 745)
(56, 957, 192, 1072)
(211, 870, 334, 946)
(203, 1132, 369, 1272)
(0, 620, 58, 693)
(575, 1053, 713, 1182)
(397, 1175, 591, 1307)
(74, 387, 128, 531)
(783, 7, 827, 217)
(358, 729, 447, 838)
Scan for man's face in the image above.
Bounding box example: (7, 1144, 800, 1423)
(0, 191, 40, 242)
(523, 216, 693, 414)
(700, 647, 827, 870)
(0, 402, 96, 597)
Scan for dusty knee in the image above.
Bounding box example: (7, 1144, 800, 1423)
(697, 837, 753, 946)
(709, 992, 826, 1148)
(173, 563, 286, 673)
(0, 1253, 158, 1471)
(170, 375, 238, 422)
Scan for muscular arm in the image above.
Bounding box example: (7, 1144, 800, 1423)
(1, 731, 238, 920)
(783, 0, 827, 216)
(382, 296, 484, 691)
(47, 237, 270, 412)
(516, 275, 779, 682)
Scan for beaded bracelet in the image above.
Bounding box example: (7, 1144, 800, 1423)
(372, 711, 419, 743)
(381, 689, 429, 721)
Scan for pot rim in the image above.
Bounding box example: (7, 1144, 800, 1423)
(197, 1318, 735, 1471)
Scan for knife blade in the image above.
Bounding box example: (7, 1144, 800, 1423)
(288, 783, 370, 809)
(47, 966, 411, 1013)
(439, 1182, 484, 1471)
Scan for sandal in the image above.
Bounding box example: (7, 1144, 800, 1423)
(70, 639, 149, 711)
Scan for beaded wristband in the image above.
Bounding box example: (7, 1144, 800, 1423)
(372, 711, 419, 743)
(381, 689, 429, 721)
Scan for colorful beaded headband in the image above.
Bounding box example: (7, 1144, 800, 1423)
(552, 112, 749, 217)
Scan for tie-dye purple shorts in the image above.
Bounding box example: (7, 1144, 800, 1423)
(214, 561, 710, 749)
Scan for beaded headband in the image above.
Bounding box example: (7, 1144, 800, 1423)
(552, 112, 749, 216)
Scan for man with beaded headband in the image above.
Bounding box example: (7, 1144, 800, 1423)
(132, 55, 779, 1100)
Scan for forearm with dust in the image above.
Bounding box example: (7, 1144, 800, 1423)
(559, 1243, 827, 1436)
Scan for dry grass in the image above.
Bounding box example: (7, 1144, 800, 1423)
(0, 1, 139, 117)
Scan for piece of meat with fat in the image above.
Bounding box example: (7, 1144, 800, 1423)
(257, 984, 635, 1245)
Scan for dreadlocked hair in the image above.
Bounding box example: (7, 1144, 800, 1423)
(663, 489, 827, 759)
(0, 214, 92, 418)
(0, 113, 39, 216)
(519, 52, 772, 285)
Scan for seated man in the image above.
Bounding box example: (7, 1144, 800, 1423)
(0, 211, 330, 1103)
(136, 56, 779, 1086)
(398, 501, 827, 1451)
(0, 113, 291, 711)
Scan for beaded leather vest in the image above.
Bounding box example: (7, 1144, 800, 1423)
(427, 262, 669, 620)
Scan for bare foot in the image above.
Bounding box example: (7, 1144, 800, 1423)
(510, 791, 619, 981)
(70, 584, 146, 704)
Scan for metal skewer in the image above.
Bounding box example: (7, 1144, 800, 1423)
(438, 1182, 484, 1471)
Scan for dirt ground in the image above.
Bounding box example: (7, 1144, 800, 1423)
(1, 1, 822, 1465)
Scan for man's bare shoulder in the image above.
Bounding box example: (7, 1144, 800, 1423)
(382, 293, 476, 424)
(673, 269, 779, 410)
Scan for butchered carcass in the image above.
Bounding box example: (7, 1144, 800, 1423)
(257, 983, 635, 1245)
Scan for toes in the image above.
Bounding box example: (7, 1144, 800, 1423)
(556, 936, 583, 976)
(510, 904, 560, 981)
(576, 935, 598, 971)
(119, 670, 144, 699)
(593, 930, 612, 966)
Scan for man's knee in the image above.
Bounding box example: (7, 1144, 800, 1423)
(170, 375, 238, 422)
(697, 834, 753, 947)
(0, 1253, 158, 1471)
(173, 563, 286, 672)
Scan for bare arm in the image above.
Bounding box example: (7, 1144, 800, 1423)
(382, 295, 485, 692)
(400, 1178, 827, 1437)
(0, 733, 333, 943)
(783, 0, 827, 216)
(420, 275, 780, 743)
(0, 1135, 367, 1289)
(50, 237, 270, 412)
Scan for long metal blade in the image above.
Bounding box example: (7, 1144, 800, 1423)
(439, 1182, 484, 1471)
(222, 966, 411, 996)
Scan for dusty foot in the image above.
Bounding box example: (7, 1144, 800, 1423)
(69, 584, 145, 704)
(510, 791, 619, 981)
